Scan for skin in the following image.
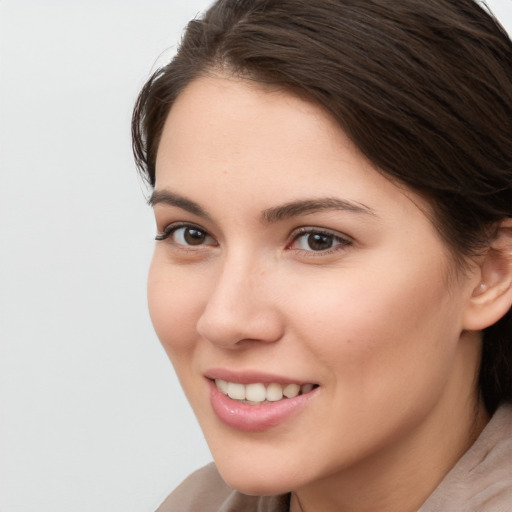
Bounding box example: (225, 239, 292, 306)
(148, 74, 490, 512)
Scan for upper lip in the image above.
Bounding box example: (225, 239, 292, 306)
(204, 368, 317, 386)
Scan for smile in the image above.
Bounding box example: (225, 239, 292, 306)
(215, 379, 317, 405)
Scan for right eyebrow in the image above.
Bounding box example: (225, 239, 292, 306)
(148, 190, 210, 219)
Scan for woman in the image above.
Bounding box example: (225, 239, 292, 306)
(132, 0, 512, 510)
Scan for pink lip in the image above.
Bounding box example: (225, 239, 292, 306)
(205, 368, 315, 386)
(207, 379, 318, 432)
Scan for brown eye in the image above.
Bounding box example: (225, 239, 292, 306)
(172, 226, 214, 246)
(290, 229, 352, 253)
(183, 227, 207, 245)
(155, 224, 216, 247)
(306, 233, 335, 251)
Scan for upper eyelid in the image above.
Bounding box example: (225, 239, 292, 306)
(158, 221, 209, 234)
(289, 226, 353, 241)
(155, 221, 214, 242)
(287, 227, 354, 253)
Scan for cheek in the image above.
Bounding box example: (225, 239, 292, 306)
(147, 256, 205, 358)
(287, 261, 462, 392)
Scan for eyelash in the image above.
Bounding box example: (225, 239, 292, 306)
(155, 223, 217, 247)
(155, 223, 352, 255)
(288, 227, 353, 254)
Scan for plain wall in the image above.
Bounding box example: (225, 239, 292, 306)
(0, 2, 213, 512)
(1, 1, 511, 511)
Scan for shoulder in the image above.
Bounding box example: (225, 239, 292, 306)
(420, 404, 512, 512)
(155, 463, 290, 512)
(155, 463, 233, 512)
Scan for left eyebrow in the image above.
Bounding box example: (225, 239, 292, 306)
(261, 197, 376, 223)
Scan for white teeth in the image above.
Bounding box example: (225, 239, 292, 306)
(283, 383, 300, 398)
(245, 383, 266, 402)
(215, 379, 316, 404)
(216, 379, 228, 394)
(227, 382, 245, 400)
(266, 383, 284, 402)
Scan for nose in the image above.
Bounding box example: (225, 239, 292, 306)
(196, 256, 284, 349)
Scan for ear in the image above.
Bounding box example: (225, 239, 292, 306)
(463, 218, 512, 331)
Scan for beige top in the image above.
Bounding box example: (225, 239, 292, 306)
(157, 404, 512, 512)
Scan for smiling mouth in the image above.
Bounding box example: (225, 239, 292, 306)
(214, 379, 319, 405)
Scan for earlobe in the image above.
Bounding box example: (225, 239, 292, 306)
(463, 219, 512, 331)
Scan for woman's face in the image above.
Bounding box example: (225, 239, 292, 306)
(149, 75, 482, 495)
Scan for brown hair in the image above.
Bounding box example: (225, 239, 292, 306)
(132, 0, 512, 413)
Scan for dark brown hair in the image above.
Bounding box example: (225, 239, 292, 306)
(132, 0, 512, 413)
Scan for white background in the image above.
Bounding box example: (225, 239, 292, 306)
(1, 1, 511, 511)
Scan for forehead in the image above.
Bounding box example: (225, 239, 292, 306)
(158, 74, 345, 163)
(155, 75, 431, 224)
(156, 75, 368, 190)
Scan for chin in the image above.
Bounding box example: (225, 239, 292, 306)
(210, 446, 303, 496)
(218, 466, 293, 496)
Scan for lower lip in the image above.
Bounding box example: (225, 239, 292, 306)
(208, 380, 318, 432)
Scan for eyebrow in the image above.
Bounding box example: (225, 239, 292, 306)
(149, 190, 376, 222)
(149, 190, 210, 218)
(262, 197, 376, 223)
